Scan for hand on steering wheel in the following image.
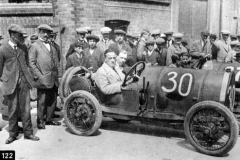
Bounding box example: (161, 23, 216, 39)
(122, 61, 145, 87)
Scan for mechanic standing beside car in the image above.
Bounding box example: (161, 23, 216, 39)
(0, 24, 39, 144)
(29, 24, 61, 129)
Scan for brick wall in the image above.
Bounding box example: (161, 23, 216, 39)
(104, 0, 172, 36)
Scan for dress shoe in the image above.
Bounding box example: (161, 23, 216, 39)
(37, 123, 46, 129)
(18, 126, 23, 133)
(5, 137, 17, 144)
(24, 135, 40, 141)
(46, 121, 61, 126)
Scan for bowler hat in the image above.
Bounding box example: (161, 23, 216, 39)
(86, 35, 100, 42)
(114, 29, 126, 35)
(37, 24, 53, 32)
(8, 24, 26, 34)
(76, 27, 87, 34)
(181, 39, 188, 45)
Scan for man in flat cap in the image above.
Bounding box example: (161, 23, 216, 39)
(190, 31, 211, 63)
(151, 29, 161, 40)
(166, 33, 188, 66)
(83, 35, 104, 72)
(84, 26, 93, 37)
(97, 27, 114, 54)
(137, 29, 150, 61)
(0, 24, 39, 143)
(164, 31, 174, 48)
(213, 30, 231, 62)
(230, 34, 238, 42)
(66, 42, 88, 70)
(143, 39, 158, 66)
(29, 24, 61, 129)
(108, 29, 133, 66)
(155, 38, 167, 66)
(66, 27, 89, 58)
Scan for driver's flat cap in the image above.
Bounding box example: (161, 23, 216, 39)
(37, 24, 53, 32)
(8, 24, 26, 34)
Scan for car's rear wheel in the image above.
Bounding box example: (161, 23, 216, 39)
(64, 90, 102, 136)
(184, 101, 238, 156)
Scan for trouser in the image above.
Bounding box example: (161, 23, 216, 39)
(7, 78, 33, 137)
(37, 85, 58, 124)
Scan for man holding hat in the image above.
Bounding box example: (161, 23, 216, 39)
(164, 30, 174, 48)
(108, 29, 133, 66)
(97, 27, 114, 54)
(166, 33, 188, 66)
(155, 37, 167, 66)
(66, 27, 89, 58)
(0, 24, 39, 143)
(213, 30, 231, 62)
(83, 34, 104, 72)
(29, 24, 61, 129)
(137, 29, 150, 61)
(190, 31, 211, 63)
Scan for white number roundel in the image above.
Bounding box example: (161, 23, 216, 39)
(161, 71, 193, 97)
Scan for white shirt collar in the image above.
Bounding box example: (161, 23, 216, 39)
(8, 40, 17, 49)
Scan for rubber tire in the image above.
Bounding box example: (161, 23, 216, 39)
(59, 67, 74, 99)
(63, 66, 89, 98)
(63, 90, 102, 136)
(184, 101, 239, 156)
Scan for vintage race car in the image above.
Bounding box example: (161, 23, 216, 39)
(59, 62, 239, 157)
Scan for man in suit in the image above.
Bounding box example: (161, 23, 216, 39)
(190, 31, 211, 63)
(164, 31, 174, 48)
(166, 33, 188, 66)
(0, 24, 39, 144)
(83, 35, 104, 72)
(97, 27, 114, 54)
(137, 29, 150, 61)
(155, 38, 167, 66)
(66, 42, 88, 69)
(29, 24, 61, 129)
(213, 30, 232, 62)
(66, 27, 89, 58)
(108, 29, 133, 66)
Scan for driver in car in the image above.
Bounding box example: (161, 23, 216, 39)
(95, 49, 138, 95)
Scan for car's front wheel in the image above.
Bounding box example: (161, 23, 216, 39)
(64, 90, 102, 136)
(184, 101, 238, 156)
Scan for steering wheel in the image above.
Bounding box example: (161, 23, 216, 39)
(122, 61, 146, 87)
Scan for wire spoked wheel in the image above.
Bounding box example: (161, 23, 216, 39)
(184, 101, 238, 156)
(64, 90, 102, 136)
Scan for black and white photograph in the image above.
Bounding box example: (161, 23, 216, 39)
(0, 0, 240, 160)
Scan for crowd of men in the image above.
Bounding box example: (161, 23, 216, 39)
(0, 22, 239, 144)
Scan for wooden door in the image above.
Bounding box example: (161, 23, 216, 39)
(178, 0, 208, 45)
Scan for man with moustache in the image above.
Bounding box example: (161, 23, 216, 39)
(0, 24, 39, 143)
(29, 24, 61, 129)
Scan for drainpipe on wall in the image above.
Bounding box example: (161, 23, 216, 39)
(219, 0, 223, 39)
